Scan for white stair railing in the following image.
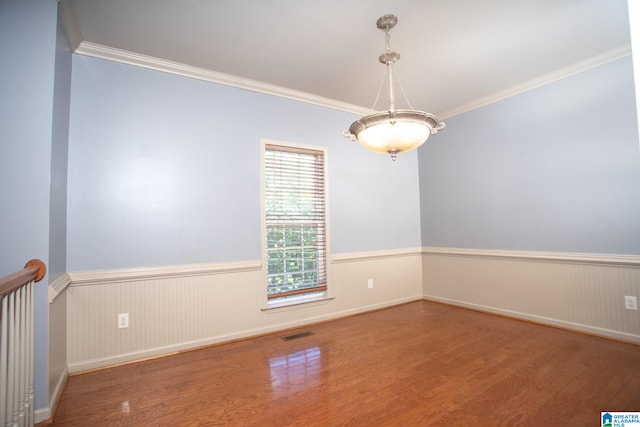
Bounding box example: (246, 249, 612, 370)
(0, 260, 45, 427)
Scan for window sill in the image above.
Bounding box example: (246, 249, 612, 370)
(261, 295, 334, 312)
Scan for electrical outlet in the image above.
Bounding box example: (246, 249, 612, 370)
(118, 313, 129, 328)
(368, 279, 374, 289)
(624, 296, 638, 311)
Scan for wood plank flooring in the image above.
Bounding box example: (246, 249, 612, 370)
(50, 301, 640, 426)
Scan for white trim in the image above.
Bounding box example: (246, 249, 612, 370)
(33, 368, 69, 424)
(34, 407, 51, 424)
(50, 366, 68, 416)
(74, 41, 372, 116)
(261, 138, 327, 153)
(439, 45, 632, 119)
(332, 247, 423, 263)
(58, 0, 83, 50)
(34, 367, 69, 424)
(68, 260, 262, 286)
(48, 273, 71, 303)
(421, 247, 640, 267)
(71, 40, 630, 121)
(423, 295, 640, 344)
(67, 295, 421, 373)
(261, 294, 335, 311)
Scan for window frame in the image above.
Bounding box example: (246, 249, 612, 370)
(261, 139, 330, 306)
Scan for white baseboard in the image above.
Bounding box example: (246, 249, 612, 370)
(34, 366, 68, 423)
(424, 294, 640, 344)
(34, 407, 50, 424)
(422, 248, 640, 344)
(68, 295, 422, 373)
(50, 367, 68, 420)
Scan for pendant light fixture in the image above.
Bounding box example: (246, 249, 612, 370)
(344, 14, 445, 161)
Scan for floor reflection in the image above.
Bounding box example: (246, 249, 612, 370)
(269, 346, 322, 392)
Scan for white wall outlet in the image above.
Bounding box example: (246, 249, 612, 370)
(368, 279, 374, 289)
(118, 313, 129, 328)
(624, 296, 638, 311)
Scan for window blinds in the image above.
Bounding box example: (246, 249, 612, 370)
(264, 144, 327, 299)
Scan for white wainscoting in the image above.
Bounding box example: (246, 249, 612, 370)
(422, 247, 640, 343)
(65, 247, 639, 373)
(66, 250, 423, 372)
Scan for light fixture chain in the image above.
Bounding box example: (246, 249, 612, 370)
(387, 61, 395, 112)
(369, 68, 388, 111)
(395, 73, 415, 111)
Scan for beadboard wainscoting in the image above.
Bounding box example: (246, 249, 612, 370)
(66, 250, 423, 373)
(422, 248, 640, 343)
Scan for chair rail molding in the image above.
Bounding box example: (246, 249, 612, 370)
(421, 247, 640, 267)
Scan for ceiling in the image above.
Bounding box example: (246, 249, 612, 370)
(61, 0, 632, 119)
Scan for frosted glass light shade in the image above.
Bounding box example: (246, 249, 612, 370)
(348, 110, 445, 158)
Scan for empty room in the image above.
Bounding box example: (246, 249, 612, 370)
(1, 0, 639, 425)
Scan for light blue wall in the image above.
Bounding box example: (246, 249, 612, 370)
(419, 56, 640, 255)
(67, 56, 422, 271)
(0, 1, 55, 271)
(0, 0, 59, 411)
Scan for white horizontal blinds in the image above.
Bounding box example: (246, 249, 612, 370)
(264, 144, 327, 299)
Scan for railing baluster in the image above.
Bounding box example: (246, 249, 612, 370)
(0, 260, 46, 427)
(27, 281, 34, 426)
(9, 292, 17, 425)
(1, 294, 8, 422)
(18, 285, 26, 425)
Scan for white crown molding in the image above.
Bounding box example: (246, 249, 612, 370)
(74, 41, 631, 121)
(48, 273, 71, 303)
(421, 247, 640, 267)
(58, 0, 83, 50)
(61, 0, 630, 122)
(332, 247, 423, 263)
(74, 41, 372, 116)
(438, 45, 632, 119)
(68, 259, 262, 286)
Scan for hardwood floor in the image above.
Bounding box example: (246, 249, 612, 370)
(50, 301, 640, 426)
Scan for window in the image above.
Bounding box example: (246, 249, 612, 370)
(263, 142, 327, 300)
